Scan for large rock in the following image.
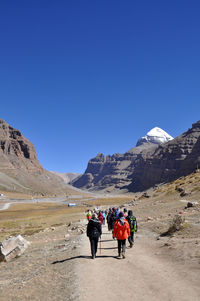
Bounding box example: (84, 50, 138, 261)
(0, 235, 30, 262)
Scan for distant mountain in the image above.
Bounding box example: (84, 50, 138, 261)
(71, 127, 173, 191)
(0, 119, 81, 196)
(136, 127, 173, 146)
(127, 121, 200, 192)
(71, 122, 200, 192)
(50, 172, 80, 184)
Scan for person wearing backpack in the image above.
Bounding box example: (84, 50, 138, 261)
(86, 210, 92, 221)
(126, 210, 137, 248)
(87, 213, 102, 259)
(113, 212, 130, 259)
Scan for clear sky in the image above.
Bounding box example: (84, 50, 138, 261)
(0, 0, 200, 173)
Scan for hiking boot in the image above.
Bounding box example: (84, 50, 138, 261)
(130, 244, 133, 248)
(117, 253, 121, 259)
(92, 255, 95, 259)
(122, 253, 125, 259)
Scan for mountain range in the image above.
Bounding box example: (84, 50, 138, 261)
(1, 118, 200, 195)
(71, 121, 200, 192)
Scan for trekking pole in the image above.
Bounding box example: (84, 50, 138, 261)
(99, 236, 101, 255)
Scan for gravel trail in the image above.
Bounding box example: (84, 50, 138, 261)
(77, 225, 200, 301)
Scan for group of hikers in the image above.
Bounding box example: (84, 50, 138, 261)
(86, 207, 137, 259)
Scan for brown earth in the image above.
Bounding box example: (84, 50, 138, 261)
(0, 184, 199, 301)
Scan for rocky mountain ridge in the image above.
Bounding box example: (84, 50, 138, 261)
(0, 119, 42, 171)
(128, 120, 200, 191)
(71, 121, 200, 192)
(0, 119, 80, 196)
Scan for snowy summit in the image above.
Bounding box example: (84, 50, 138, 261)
(136, 127, 173, 146)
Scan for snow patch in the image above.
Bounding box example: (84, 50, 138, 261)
(136, 127, 173, 146)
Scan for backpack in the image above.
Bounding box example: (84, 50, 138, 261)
(129, 216, 137, 232)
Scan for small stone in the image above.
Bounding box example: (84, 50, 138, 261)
(64, 234, 70, 240)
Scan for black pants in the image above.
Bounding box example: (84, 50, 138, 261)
(117, 239, 126, 255)
(89, 237, 99, 257)
(128, 232, 135, 245)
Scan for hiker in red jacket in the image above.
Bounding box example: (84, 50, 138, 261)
(98, 211, 104, 225)
(113, 212, 130, 259)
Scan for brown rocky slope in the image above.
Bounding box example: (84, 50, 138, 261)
(0, 119, 79, 196)
(72, 121, 200, 193)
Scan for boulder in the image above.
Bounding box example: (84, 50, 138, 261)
(186, 201, 196, 208)
(142, 192, 151, 198)
(180, 190, 191, 197)
(0, 235, 30, 262)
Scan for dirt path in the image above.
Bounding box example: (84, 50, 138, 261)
(77, 225, 200, 301)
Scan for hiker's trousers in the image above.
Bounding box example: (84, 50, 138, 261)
(89, 237, 99, 256)
(128, 232, 135, 245)
(117, 239, 126, 255)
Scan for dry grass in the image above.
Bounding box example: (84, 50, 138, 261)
(161, 215, 185, 237)
(0, 202, 86, 241)
(83, 196, 133, 207)
(0, 195, 133, 241)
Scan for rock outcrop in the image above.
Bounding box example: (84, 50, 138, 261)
(0, 119, 42, 171)
(72, 121, 200, 192)
(0, 119, 79, 196)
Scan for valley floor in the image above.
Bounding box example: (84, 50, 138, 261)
(1, 222, 199, 301)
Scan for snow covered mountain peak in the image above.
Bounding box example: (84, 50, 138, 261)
(136, 127, 173, 146)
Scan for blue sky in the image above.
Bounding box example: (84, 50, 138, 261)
(0, 0, 200, 173)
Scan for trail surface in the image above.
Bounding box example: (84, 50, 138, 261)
(77, 225, 200, 301)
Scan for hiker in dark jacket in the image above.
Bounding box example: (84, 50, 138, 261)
(107, 209, 112, 231)
(109, 211, 117, 238)
(126, 210, 137, 248)
(87, 213, 102, 259)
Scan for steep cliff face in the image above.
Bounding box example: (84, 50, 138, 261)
(0, 119, 77, 196)
(128, 121, 200, 192)
(0, 119, 42, 171)
(72, 122, 200, 192)
(72, 141, 158, 191)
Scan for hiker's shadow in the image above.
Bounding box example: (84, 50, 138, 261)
(52, 255, 91, 264)
(52, 254, 118, 264)
(100, 247, 118, 250)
